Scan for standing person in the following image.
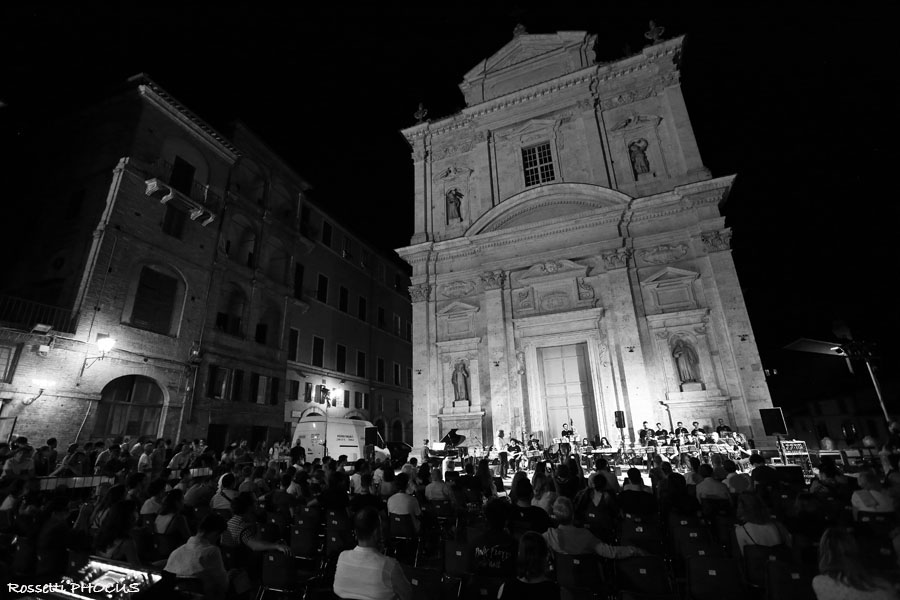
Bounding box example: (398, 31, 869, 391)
(716, 419, 732, 435)
(46, 438, 59, 472)
(333, 507, 412, 600)
(496, 430, 509, 479)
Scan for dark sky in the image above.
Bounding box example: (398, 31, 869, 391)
(1, 3, 896, 409)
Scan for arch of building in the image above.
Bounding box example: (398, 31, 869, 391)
(91, 374, 166, 440)
(120, 261, 189, 337)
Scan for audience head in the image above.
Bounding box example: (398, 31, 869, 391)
(231, 491, 256, 516)
(394, 472, 409, 493)
(592, 473, 608, 492)
(484, 497, 510, 531)
(360, 472, 374, 491)
(517, 532, 551, 580)
(698, 464, 714, 479)
(661, 462, 673, 475)
(431, 469, 443, 483)
(856, 470, 881, 491)
(198, 513, 227, 541)
(159, 489, 184, 515)
(353, 507, 382, 545)
(515, 479, 535, 502)
(126, 472, 147, 491)
(147, 478, 167, 498)
(737, 493, 771, 525)
(749, 453, 765, 466)
(723, 460, 738, 474)
(627, 467, 642, 484)
(818, 527, 884, 591)
(552, 496, 575, 525)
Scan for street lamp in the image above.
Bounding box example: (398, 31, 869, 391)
(81, 336, 117, 375)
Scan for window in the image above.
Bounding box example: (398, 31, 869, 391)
(304, 382, 313, 403)
(339, 287, 349, 312)
(91, 375, 163, 439)
(336, 344, 347, 373)
(254, 322, 268, 345)
(269, 377, 280, 406)
(169, 156, 196, 195)
(393, 362, 401, 386)
(131, 266, 179, 334)
(312, 337, 325, 367)
(363, 393, 370, 410)
(377, 395, 384, 412)
(393, 314, 401, 336)
(357, 297, 367, 321)
(522, 142, 555, 186)
(406, 367, 412, 389)
(361, 251, 371, 268)
(288, 329, 299, 361)
(289, 380, 301, 400)
(321, 221, 332, 247)
(315, 385, 329, 405)
(354, 391, 362, 409)
(343, 390, 350, 408)
(316, 274, 328, 303)
(300, 205, 311, 236)
(215, 284, 246, 336)
(394, 274, 405, 292)
(394, 398, 400, 413)
(250, 373, 269, 404)
(293, 263, 304, 300)
(378, 307, 386, 328)
(0, 343, 22, 383)
(377, 358, 385, 383)
(356, 351, 367, 377)
(162, 203, 187, 239)
(342, 237, 353, 259)
(206, 366, 231, 399)
(232, 369, 244, 402)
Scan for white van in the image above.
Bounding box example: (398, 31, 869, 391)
(291, 416, 390, 463)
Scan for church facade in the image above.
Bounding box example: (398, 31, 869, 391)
(397, 31, 774, 453)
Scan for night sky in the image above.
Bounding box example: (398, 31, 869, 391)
(1, 4, 895, 412)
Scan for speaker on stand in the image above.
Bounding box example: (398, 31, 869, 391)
(614, 410, 626, 467)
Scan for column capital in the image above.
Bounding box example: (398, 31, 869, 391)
(408, 283, 432, 303)
(480, 270, 506, 290)
(700, 228, 732, 253)
(601, 248, 631, 271)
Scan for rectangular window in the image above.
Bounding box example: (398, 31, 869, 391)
(254, 322, 268, 345)
(363, 393, 369, 410)
(162, 203, 187, 239)
(321, 221, 332, 247)
(394, 274, 405, 292)
(361, 251, 371, 268)
(378, 395, 384, 413)
(304, 382, 313, 403)
(288, 328, 299, 361)
(232, 369, 244, 402)
(300, 205, 311, 236)
(289, 380, 301, 400)
(206, 365, 230, 399)
(316, 384, 328, 405)
(356, 351, 367, 377)
(342, 236, 353, 259)
(393, 314, 401, 336)
(269, 377, 280, 406)
(316, 274, 328, 303)
(169, 156, 196, 196)
(343, 390, 350, 409)
(393, 363, 401, 386)
(255, 374, 269, 404)
(354, 391, 362, 409)
(357, 297, 367, 321)
(378, 307, 386, 328)
(131, 267, 177, 334)
(377, 358, 385, 383)
(293, 263, 304, 300)
(336, 344, 347, 373)
(406, 367, 412, 389)
(339, 287, 349, 312)
(522, 142, 556, 187)
(395, 398, 400, 413)
(249, 373, 259, 403)
(312, 336, 325, 367)
(0, 343, 21, 383)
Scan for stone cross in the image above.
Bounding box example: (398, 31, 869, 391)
(645, 21, 665, 45)
(414, 103, 428, 124)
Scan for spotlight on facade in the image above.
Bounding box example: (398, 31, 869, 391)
(80, 335, 117, 375)
(96, 337, 116, 354)
(31, 323, 53, 334)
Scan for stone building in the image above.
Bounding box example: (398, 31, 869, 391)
(397, 30, 774, 452)
(0, 75, 412, 450)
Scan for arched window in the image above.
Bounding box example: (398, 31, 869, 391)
(216, 283, 247, 336)
(91, 375, 164, 439)
(125, 264, 186, 336)
(391, 420, 403, 442)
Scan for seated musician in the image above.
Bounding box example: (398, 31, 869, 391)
(598, 437, 612, 449)
(638, 422, 653, 445)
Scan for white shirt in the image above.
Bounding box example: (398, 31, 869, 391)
(137, 453, 152, 472)
(333, 546, 412, 600)
(851, 489, 895, 513)
(350, 472, 364, 495)
(164, 535, 228, 597)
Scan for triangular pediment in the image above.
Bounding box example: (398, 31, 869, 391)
(483, 36, 571, 74)
(642, 266, 699, 285)
(437, 300, 480, 315)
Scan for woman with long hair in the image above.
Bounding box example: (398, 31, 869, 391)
(498, 531, 559, 600)
(94, 500, 142, 565)
(734, 493, 792, 556)
(154, 489, 192, 543)
(90, 484, 127, 531)
(813, 527, 897, 599)
(476, 459, 497, 499)
(531, 472, 558, 515)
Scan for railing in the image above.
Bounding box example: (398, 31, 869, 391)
(0, 294, 78, 333)
(149, 159, 222, 211)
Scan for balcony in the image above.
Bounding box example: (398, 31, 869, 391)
(0, 294, 78, 333)
(144, 159, 221, 226)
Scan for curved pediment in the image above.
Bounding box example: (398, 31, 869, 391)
(467, 183, 631, 236)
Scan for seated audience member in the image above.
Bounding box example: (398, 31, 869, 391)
(386, 473, 421, 533)
(733, 493, 792, 556)
(813, 527, 898, 600)
(141, 478, 168, 516)
(531, 472, 558, 514)
(662, 471, 700, 515)
(498, 532, 559, 600)
(0, 479, 26, 512)
(512, 479, 551, 533)
(425, 469, 454, 504)
(90, 484, 127, 531)
(851, 470, 896, 516)
(469, 498, 517, 577)
(95, 500, 142, 565)
(543, 497, 643, 559)
(588, 458, 621, 493)
(724, 460, 753, 493)
(748, 453, 778, 488)
(623, 468, 653, 494)
(125, 472, 148, 503)
(333, 506, 412, 600)
(222, 492, 290, 554)
(573, 472, 616, 525)
(155, 489, 192, 543)
(349, 472, 384, 515)
(3, 446, 36, 479)
(810, 458, 851, 499)
(210, 473, 239, 511)
(554, 463, 582, 500)
(695, 464, 731, 502)
(184, 476, 215, 509)
(164, 513, 229, 600)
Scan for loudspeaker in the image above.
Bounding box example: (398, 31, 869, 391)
(759, 408, 788, 436)
(614, 411, 626, 429)
(364, 427, 378, 446)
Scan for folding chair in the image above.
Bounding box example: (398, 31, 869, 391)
(671, 525, 714, 558)
(327, 508, 352, 530)
(298, 505, 324, 528)
(615, 555, 674, 596)
(859, 535, 898, 574)
(291, 525, 322, 561)
(254, 549, 312, 600)
(619, 520, 662, 555)
(388, 513, 422, 565)
(401, 565, 442, 600)
(257, 522, 282, 543)
(686, 556, 745, 600)
(764, 561, 815, 600)
(464, 575, 505, 600)
(444, 540, 472, 578)
(856, 511, 897, 532)
(555, 553, 605, 598)
(742, 545, 793, 588)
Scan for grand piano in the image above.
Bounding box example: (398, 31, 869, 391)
(430, 429, 467, 461)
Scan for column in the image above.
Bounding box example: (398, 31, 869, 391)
(481, 270, 510, 439)
(409, 283, 433, 454)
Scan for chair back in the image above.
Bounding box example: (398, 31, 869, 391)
(261, 550, 297, 590)
(389, 513, 418, 540)
(327, 509, 352, 530)
(443, 540, 471, 577)
(619, 520, 662, 554)
(687, 556, 744, 600)
(615, 556, 673, 595)
(291, 525, 321, 559)
(401, 565, 442, 600)
(764, 561, 815, 600)
(464, 576, 505, 600)
(299, 505, 324, 527)
(153, 532, 182, 558)
(555, 553, 603, 590)
(325, 526, 355, 558)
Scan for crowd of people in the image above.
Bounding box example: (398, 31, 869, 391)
(0, 424, 899, 600)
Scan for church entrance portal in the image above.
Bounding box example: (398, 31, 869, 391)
(538, 343, 597, 442)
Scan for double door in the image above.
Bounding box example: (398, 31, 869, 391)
(538, 343, 598, 442)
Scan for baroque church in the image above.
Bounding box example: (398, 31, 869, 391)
(397, 29, 774, 452)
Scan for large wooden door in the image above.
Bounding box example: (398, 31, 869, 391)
(539, 343, 597, 441)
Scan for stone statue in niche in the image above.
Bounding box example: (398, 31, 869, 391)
(628, 139, 650, 177)
(672, 339, 700, 383)
(516, 351, 526, 375)
(451, 361, 470, 403)
(446, 188, 463, 223)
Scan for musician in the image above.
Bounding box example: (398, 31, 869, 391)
(495, 430, 509, 478)
(673, 422, 689, 437)
(691, 421, 706, 437)
(421, 439, 430, 463)
(715, 419, 732, 435)
(598, 437, 612, 449)
(654, 423, 669, 440)
(561, 423, 572, 439)
(638, 422, 654, 445)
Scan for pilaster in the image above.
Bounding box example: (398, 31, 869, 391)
(481, 270, 510, 439)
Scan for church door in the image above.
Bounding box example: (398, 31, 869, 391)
(538, 343, 597, 441)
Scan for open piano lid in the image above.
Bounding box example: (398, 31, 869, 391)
(440, 429, 466, 447)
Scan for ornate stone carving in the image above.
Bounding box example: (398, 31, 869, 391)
(598, 343, 609, 367)
(521, 259, 587, 280)
(601, 249, 631, 270)
(611, 113, 662, 132)
(516, 351, 526, 375)
(701, 229, 732, 252)
(639, 243, 688, 265)
(693, 324, 707, 334)
(480, 270, 506, 290)
(414, 103, 428, 123)
(451, 360, 470, 403)
(517, 288, 534, 310)
(672, 338, 700, 383)
(539, 292, 570, 312)
(576, 98, 596, 111)
(441, 280, 475, 298)
(577, 277, 595, 300)
(445, 188, 463, 223)
(408, 284, 431, 303)
(655, 330, 670, 340)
